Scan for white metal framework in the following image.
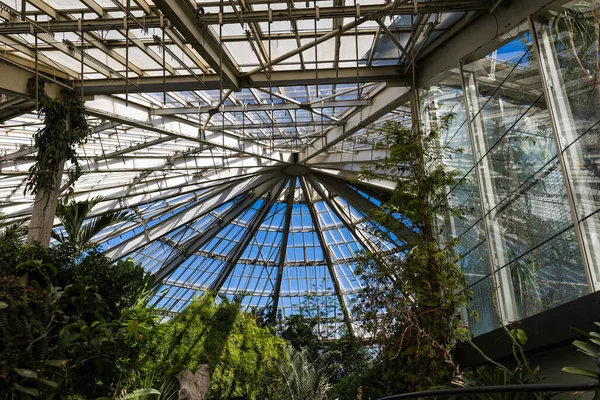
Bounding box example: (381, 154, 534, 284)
(0, 0, 573, 337)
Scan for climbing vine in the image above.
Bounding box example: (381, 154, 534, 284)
(25, 78, 90, 196)
(353, 115, 472, 396)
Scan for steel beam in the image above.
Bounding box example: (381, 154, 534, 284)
(311, 172, 416, 243)
(305, 174, 380, 254)
(78, 66, 407, 94)
(0, 60, 61, 99)
(299, 176, 355, 338)
(208, 178, 287, 292)
(104, 172, 279, 259)
(153, 175, 284, 283)
(302, 85, 411, 162)
(0, 120, 121, 164)
(197, 1, 491, 24)
(26, 0, 58, 19)
(270, 177, 295, 321)
(150, 100, 370, 115)
(0, 1, 493, 33)
(0, 35, 80, 79)
(417, 0, 572, 87)
(152, 0, 240, 90)
(90, 173, 266, 247)
(85, 107, 288, 163)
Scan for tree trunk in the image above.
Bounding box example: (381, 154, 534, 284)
(178, 364, 210, 400)
(27, 112, 71, 247)
(27, 161, 64, 247)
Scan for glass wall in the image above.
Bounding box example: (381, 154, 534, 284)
(389, 0, 600, 337)
(461, 22, 590, 323)
(533, 0, 600, 290)
(420, 80, 499, 336)
(417, 13, 599, 336)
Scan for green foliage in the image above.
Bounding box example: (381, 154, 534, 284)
(0, 234, 160, 399)
(281, 314, 321, 356)
(563, 321, 600, 399)
(25, 78, 90, 196)
(353, 116, 471, 396)
(52, 196, 135, 252)
(277, 346, 332, 400)
(0, 276, 53, 396)
(116, 370, 179, 400)
(145, 294, 287, 400)
(279, 313, 370, 397)
(452, 325, 548, 400)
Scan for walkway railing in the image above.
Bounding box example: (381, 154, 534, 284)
(378, 382, 600, 399)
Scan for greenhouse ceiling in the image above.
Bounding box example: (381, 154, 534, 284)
(0, 0, 561, 336)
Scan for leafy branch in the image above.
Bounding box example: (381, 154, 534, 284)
(25, 78, 90, 196)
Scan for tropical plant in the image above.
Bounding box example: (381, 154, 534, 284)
(0, 236, 160, 399)
(116, 370, 178, 400)
(26, 78, 90, 197)
(277, 346, 332, 400)
(144, 294, 287, 400)
(562, 322, 600, 399)
(52, 196, 135, 251)
(353, 114, 471, 395)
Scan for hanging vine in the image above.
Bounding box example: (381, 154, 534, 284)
(25, 78, 90, 196)
(353, 113, 472, 396)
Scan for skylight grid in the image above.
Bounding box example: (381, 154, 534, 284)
(0, 0, 497, 334)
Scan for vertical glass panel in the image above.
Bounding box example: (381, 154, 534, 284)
(486, 160, 573, 265)
(421, 79, 496, 336)
(462, 22, 589, 321)
(535, 1, 600, 288)
(467, 276, 500, 337)
(504, 228, 587, 319)
(457, 221, 490, 285)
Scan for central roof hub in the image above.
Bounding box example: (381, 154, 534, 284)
(284, 165, 309, 177)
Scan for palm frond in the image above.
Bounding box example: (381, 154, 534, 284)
(54, 195, 136, 249)
(79, 210, 136, 246)
(0, 216, 28, 240)
(279, 346, 331, 400)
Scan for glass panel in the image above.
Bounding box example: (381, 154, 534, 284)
(504, 228, 587, 319)
(467, 276, 500, 337)
(535, 1, 600, 288)
(463, 22, 589, 320)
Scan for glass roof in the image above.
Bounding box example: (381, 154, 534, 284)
(0, 0, 500, 336)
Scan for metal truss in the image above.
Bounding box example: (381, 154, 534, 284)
(0, 0, 552, 325)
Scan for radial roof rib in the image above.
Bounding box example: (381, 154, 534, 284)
(305, 175, 379, 254)
(87, 169, 272, 219)
(152, 0, 240, 90)
(79, 66, 407, 95)
(104, 171, 280, 260)
(1, 168, 269, 227)
(302, 85, 411, 162)
(311, 172, 416, 244)
(299, 176, 355, 338)
(0, 169, 270, 226)
(208, 178, 288, 292)
(153, 175, 285, 283)
(270, 178, 296, 321)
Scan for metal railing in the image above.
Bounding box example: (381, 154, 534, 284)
(378, 382, 600, 399)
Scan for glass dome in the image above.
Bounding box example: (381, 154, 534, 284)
(92, 168, 413, 338)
